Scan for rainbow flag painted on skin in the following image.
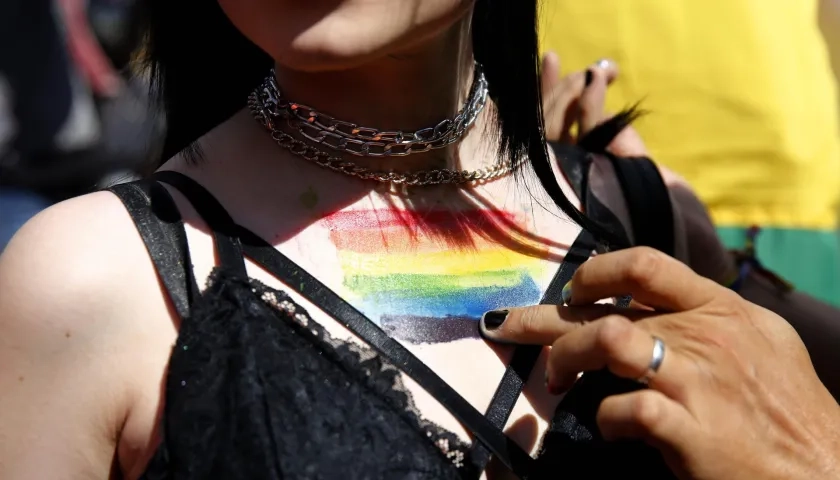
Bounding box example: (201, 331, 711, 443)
(323, 208, 557, 343)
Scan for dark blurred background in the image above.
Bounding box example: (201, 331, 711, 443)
(0, 0, 164, 249)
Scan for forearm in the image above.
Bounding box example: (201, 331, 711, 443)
(740, 271, 840, 401)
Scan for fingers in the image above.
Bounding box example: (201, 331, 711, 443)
(578, 59, 619, 136)
(544, 315, 671, 392)
(597, 389, 696, 451)
(568, 247, 727, 312)
(479, 304, 652, 345)
(543, 58, 619, 143)
(541, 52, 593, 143)
(541, 55, 623, 143)
(540, 51, 562, 93)
(542, 74, 586, 142)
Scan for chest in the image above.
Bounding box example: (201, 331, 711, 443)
(308, 207, 573, 344)
(145, 182, 583, 473)
(230, 206, 575, 451)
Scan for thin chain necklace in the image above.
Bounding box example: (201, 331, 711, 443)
(248, 69, 525, 186)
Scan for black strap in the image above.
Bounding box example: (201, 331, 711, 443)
(153, 171, 248, 276)
(608, 156, 676, 257)
(469, 144, 646, 470)
(470, 145, 606, 471)
(108, 180, 199, 320)
(148, 172, 537, 476)
(550, 143, 632, 250)
(239, 230, 536, 475)
(552, 143, 675, 256)
(470, 228, 598, 469)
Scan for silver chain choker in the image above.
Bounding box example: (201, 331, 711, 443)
(249, 66, 525, 186)
(259, 65, 487, 157)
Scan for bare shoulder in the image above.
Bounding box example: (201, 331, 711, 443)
(0, 190, 176, 478)
(0, 190, 159, 328)
(1, 190, 147, 332)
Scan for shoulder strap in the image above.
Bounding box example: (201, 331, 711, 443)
(148, 171, 537, 475)
(470, 145, 639, 471)
(236, 229, 536, 475)
(551, 142, 676, 257)
(608, 155, 676, 257)
(153, 171, 248, 276)
(470, 227, 598, 470)
(108, 180, 199, 320)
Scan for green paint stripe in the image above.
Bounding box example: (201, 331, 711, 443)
(344, 270, 526, 297)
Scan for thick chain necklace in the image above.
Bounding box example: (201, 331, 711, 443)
(248, 69, 525, 186)
(263, 66, 488, 157)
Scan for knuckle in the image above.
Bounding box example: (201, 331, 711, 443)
(631, 391, 666, 433)
(703, 292, 755, 332)
(721, 292, 754, 322)
(596, 315, 633, 358)
(624, 247, 665, 290)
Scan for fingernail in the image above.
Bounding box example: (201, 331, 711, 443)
(561, 281, 573, 305)
(596, 58, 614, 70)
(481, 310, 509, 330)
(584, 69, 594, 87)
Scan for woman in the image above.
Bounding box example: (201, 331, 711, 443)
(0, 1, 833, 479)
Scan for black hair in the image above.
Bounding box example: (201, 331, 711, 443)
(141, 0, 629, 247)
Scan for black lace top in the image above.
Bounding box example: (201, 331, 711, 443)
(111, 146, 678, 480)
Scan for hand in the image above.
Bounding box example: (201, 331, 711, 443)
(540, 52, 646, 156)
(481, 247, 840, 480)
(541, 52, 735, 284)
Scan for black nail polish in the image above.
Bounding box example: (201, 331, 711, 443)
(482, 310, 509, 330)
(585, 69, 594, 87)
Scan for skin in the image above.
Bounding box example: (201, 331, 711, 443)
(481, 247, 840, 479)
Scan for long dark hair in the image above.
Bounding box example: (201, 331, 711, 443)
(140, 0, 628, 247)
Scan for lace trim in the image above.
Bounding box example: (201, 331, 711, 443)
(222, 271, 477, 475)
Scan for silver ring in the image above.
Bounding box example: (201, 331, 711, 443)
(637, 336, 666, 385)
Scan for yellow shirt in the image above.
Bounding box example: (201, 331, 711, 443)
(540, 0, 840, 229)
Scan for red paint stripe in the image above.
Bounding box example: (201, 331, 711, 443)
(328, 227, 503, 253)
(323, 208, 520, 231)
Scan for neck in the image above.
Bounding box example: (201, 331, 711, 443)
(272, 16, 493, 173)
